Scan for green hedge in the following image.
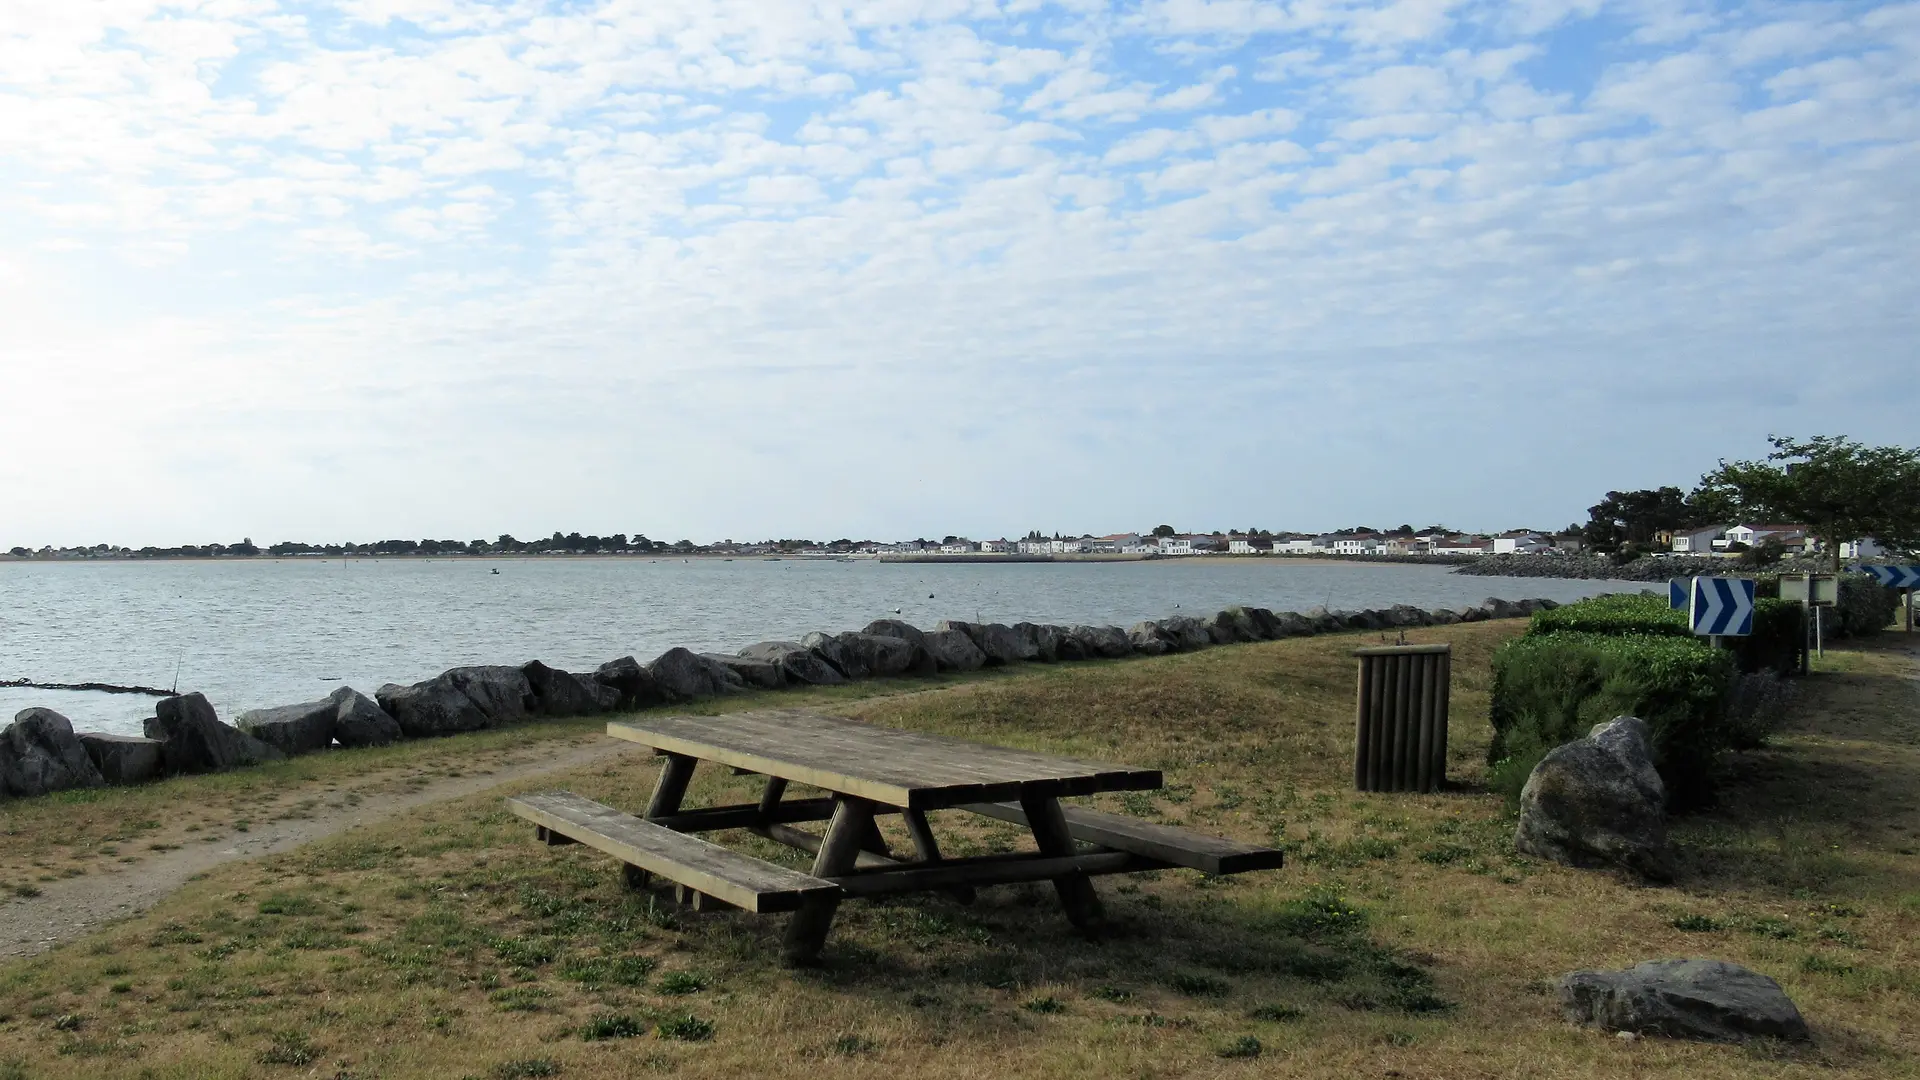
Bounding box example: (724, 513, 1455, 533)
(1526, 592, 1803, 675)
(1488, 632, 1736, 807)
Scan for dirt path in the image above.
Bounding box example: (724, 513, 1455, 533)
(0, 737, 644, 961)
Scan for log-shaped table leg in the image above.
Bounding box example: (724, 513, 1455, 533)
(646, 753, 698, 819)
(904, 808, 976, 905)
(1019, 790, 1104, 933)
(783, 796, 872, 964)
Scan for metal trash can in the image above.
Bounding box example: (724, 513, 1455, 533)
(1353, 644, 1451, 793)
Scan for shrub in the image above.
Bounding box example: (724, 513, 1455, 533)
(1527, 592, 1803, 675)
(1489, 632, 1736, 806)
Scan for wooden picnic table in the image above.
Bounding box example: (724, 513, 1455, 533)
(510, 708, 1284, 962)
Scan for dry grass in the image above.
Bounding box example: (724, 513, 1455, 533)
(0, 621, 1916, 1079)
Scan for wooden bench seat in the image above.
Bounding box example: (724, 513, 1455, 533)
(508, 791, 841, 914)
(961, 801, 1285, 875)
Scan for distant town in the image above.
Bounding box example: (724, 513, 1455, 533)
(3, 522, 1879, 561)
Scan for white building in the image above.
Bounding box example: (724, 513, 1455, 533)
(1227, 536, 1271, 555)
(1840, 538, 1885, 559)
(938, 542, 974, 555)
(1717, 524, 1810, 553)
(1492, 531, 1551, 555)
(1431, 537, 1492, 556)
(978, 539, 1009, 553)
(1670, 525, 1727, 554)
(1158, 537, 1193, 555)
(1330, 534, 1382, 556)
(1273, 537, 1322, 555)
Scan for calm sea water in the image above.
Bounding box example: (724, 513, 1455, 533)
(0, 558, 1641, 736)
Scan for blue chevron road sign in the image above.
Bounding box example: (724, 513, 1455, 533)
(1690, 576, 1755, 637)
(1669, 579, 1689, 610)
(1860, 564, 1920, 589)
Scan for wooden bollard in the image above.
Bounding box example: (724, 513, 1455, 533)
(1352, 644, 1451, 793)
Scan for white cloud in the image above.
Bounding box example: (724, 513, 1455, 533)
(0, 0, 1915, 544)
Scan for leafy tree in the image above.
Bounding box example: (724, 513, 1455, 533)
(1582, 487, 1691, 552)
(1152, 524, 1175, 538)
(1698, 435, 1920, 571)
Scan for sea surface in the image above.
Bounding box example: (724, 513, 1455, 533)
(0, 557, 1643, 737)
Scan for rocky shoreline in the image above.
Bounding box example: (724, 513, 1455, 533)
(0, 596, 1563, 800)
(1451, 553, 1834, 581)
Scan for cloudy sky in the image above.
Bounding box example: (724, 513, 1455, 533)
(2, 0, 1915, 546)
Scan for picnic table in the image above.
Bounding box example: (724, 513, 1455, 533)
(509, 708, 1284, 962)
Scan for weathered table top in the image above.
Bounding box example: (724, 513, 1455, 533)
(607, 708, 1161, 809)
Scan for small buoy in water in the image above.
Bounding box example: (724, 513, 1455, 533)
(928, 593, 934, 599)
(490, 568, 500, 575)
(893, 608, 902, 614)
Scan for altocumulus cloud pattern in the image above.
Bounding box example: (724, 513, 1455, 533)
(1, 1, 1916, 542)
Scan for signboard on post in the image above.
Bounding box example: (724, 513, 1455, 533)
(1859, 565, 1920, 589)
(1669, 579, 1689, 610)
(1780, 574, 1838, 607)
(1689, 576, 1755, 637)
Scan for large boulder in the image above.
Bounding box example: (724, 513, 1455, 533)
(1515, 716, 1672, 881)
(919, 628, 987, 672)
(522, 661, 622, 716)
(1303, 607, 1344, 633)
(702, 653, 785, 690)
(377, 666, 533, 738)
(648, 647, 747, 702)
(1206, 608, 1261, 644)
(1013, 623, 1066, 662)
(1070, 624, 1134, 659)
(77, 732, 164, 785)
(329, 687, 402, 748)
(824, 632, 931, 679)
(738, 642, 847, 686)
(862, 619, 925, 648)
(1127, 621, 1172, 655)
(146, 693, 286, 774)
(1560, 960, 1810, 1043)
(2, 708, 106, 797)
(1456, 604, 1489, 623)
(939, 621, 1034, 666)
(1387, 604, 1431, 628)
(1424, 607, 1462, 626)
(236, 698, 337, 756)
(593, 656, 668, 709)
(1270, 611, 1316, 638)
(1481, 597, 1526, 620)
(1054, 628, 1092, 661)
(1159, 615, 1213, 651)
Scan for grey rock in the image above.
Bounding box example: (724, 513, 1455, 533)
(1238, 606, 1286, 640)
(1516, 716, 1672, 881)
(825, 632, 931, 679)
(1345, 609, 1385, 631)
(237, 698, 337, 756)
(1425, 607, 1462, 626)
(1013, 622, 1065, 662)
(862, 619, 926, 648)
(738, 642, 847, 686)
(377, 666, 533, 738)
(146, 693, 287, 774)
(919, 628, 987, 672)
(649, 647, 748, 702)
(1482, 597, 1526, 620)
(522, 660, 621, 716)
(1072, 625, 1135, 658)
(1456, 605, 1489, 623)
(1206, 608, 1259, 644)
(1269, 611, 1316, 638)
(703, 652, 785, 690)
(593, 656, 667, 710)
(1303, 607, 1344, 633)
(940, 621, 1034, 665)
(1054, 628, 1092, 661)
(77, 732, 164, 785)
(2, 708, 106, 796)
(1388, 604, 1431, 628)
(800, 631, 852, 676)
(1127, 621, 1172, 655)
(1560, 959, 1810, 1043)
(329, 687, 402, 748)
(1160, 615, 1213, 650)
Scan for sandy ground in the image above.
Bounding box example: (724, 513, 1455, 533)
(0, 738, 645, 961)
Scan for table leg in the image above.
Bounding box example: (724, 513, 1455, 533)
(757, 776, 788, 820)
(783, 796, 872, 964)
(904, 808, 975, 905)
(646, 753, 697, 819)
(1019, 791, 1104, 933)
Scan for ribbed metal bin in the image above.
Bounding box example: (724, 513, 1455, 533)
(1352, 644, 1451, 793)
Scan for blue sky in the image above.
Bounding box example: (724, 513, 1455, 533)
(2, 0, 1915, 545)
